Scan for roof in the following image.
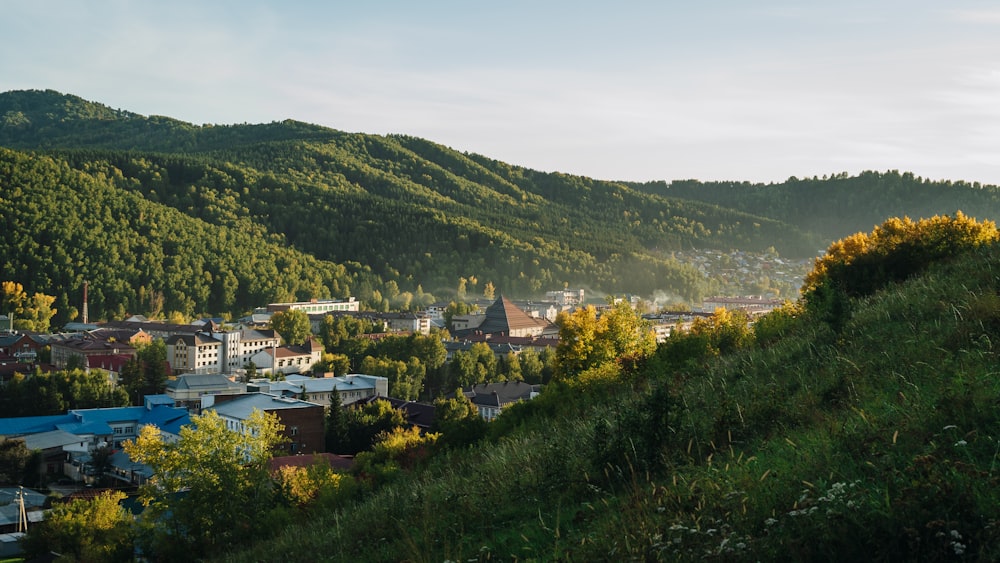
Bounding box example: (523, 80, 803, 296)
(0, 404, 190, 439)
(21, 429, 86, 450)
(210, 393, 321, 420)
(475, 295, 550, 335)
(262, 374, 385, 399)
(165, 333, 222, 346)
(0, 414, 77, 437)
(145, 394, 175, 407)
(166, 373, 242, 391)
(51, 338, 136, 354)
(461, 381, 542, 408)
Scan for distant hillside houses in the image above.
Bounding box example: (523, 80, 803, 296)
(545, 288, 585, 307)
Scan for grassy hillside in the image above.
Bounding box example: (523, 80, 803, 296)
(218, 242, 1000, 562)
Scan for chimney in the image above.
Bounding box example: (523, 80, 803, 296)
(82, 281, 89, 324)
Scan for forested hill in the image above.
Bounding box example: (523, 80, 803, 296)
(2, 88, 999, 324)
(632, 171, 1000, 247)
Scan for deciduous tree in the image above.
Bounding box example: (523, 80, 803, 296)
(125, 409, 285, 559)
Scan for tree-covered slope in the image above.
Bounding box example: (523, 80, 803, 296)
(638, 171, 1000, 247)
(0, 89, 822, 310)
(0, 147, 381, 323)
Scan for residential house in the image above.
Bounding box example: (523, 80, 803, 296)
(209, 328, 280, 374)
(49, 338, 136, 370)
(545, 288, 585, 307)
(0, 332, 43, 364)
(455, 381, 542, 421)
(249, 338, 323, 376)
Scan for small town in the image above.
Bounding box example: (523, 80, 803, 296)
(0, 285, 785, 559)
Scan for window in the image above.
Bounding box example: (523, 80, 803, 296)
(290, 426, 298, 436)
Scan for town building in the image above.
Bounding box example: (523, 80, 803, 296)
(205, 393, 325, 455)
(250, 373, 389, 407)
(266, 297, 360, 314)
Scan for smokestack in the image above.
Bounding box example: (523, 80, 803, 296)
(82, 281, 89, 324)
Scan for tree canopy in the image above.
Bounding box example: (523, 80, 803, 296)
(124, 409, 286, 560)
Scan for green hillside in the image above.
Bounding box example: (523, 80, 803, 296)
(637, 172, 1000, 247)
(0, 147, 380, 323)
(4, 88, 1000, 325)
(218, 233, 1000, 562)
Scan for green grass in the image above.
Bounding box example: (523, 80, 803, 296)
(218, 244, 1000, 562)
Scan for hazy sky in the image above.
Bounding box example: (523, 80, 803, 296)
(4, 1, 1000, 185)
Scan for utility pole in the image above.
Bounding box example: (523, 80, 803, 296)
(16, 486, 27, 533)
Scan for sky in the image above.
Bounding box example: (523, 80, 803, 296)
(3, 1, 1000, 185)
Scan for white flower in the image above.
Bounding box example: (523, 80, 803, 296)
(955, 440, 968, 447)
(765, 518, 778, 527)
(950, 530, 962, 540)
(953, 542, 966, 555)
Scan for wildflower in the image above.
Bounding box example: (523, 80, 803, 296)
(953, 542, 966, 555)
(950, 530, 962, 540)
(657, 506, 666, 513)
(955, 440, 967, 447)
(765, 518, 778, 527)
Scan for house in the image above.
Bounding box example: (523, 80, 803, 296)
(455, 381, 542, 421)
(249, 338, 323, 376)
(100, 319, 204, 340)
(0, 332, 43, 363)
(545, 288, 585, 307)
(205, 393, 325, 455)
(85, 327, 153, 347)
(251, 373, 389, 407)
(165, 373, 245, 412)
(382, 312, 432, 335)
(49, 338, 137, 370)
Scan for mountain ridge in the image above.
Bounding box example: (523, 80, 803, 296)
(3, 89, 1000, 325)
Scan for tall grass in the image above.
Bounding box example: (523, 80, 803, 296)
(220, 245, 1000, 562)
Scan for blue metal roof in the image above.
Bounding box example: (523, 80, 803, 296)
(0, 414, 76, 437)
